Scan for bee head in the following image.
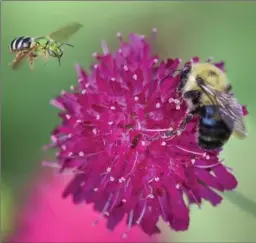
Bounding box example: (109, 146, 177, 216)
(47, 42, 74, 66)
(177, 65, 192, 94)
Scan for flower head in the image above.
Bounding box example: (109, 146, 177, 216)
(46, 31, 248, 236)
(8, 173, 157, 242)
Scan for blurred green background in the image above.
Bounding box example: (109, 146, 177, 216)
(2, 1, 256, 242)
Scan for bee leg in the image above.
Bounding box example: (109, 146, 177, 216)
(43, 51, 49, 65)
(166, 108, 200, 138)
(9, 53, 21, 66)
(9, 52, 27, 68)
(29, 54, 36, 71)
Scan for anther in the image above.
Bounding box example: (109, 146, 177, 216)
(79, 151, 84, 156)
(134, 96, 139, 101)
(168, 98, 174, 103)
(161, 141, 166, 146)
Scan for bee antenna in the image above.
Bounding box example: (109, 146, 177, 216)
(60, 43, 74, 48)
(159, 69, 182, 83)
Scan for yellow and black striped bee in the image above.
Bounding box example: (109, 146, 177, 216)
(176, 62, 247, 149)
(9, 22, 83, 70)
(9, 36, 39, 70)
(142, 62, 247, 150)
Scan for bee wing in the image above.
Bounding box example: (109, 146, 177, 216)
(47, 22, 83, 42)
(201, 83, 247, 138)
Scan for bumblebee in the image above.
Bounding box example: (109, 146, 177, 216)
(9, 22, 83, 70)
(142, 62, 247, 150)
(175, 62, 247, 149)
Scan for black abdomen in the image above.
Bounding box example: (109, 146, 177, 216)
(9, 36, 32, 52)
(198, 105, 232, 150)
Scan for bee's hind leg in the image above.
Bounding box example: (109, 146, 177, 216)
(42, 50, 49, 66)
(9, 52, 22, 66)
(29, 53, 37, 71)
(171, 112, 195, 136)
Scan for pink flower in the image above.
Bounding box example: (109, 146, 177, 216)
(8, 173, 158, 242)
(45, 31, 247, 236)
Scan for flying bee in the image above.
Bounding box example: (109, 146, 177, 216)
(143, 62, 247, 150)
(9, 22, 83, 70)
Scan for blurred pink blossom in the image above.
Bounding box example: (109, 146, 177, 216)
(8, 172, 160, 242)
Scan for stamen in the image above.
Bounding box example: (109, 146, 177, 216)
(194, 161, 221, 169)
(136, 202, 147, 224)
(42, 161, 59, 168)
(125, 152, 138, 177)
(101, 40, 109, 55)
(50, 99, 64, 110)
(176, 145, 205, 156)
(158, 196, 168, 221)
(116, 32, 123, 42)
(189, 190, 201, 209)
(122, 210, 134, 239)
(140, 127, 173, 132)
(92, 194, 113, 226)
